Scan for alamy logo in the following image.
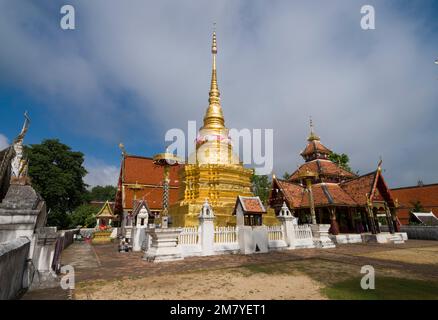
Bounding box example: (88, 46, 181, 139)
(360, 265, 375, 290)
(165, 121, 273, 175)
(60, 265, 75, 290)
(361, 5, 376, 30)
(60, 5, 75, 30)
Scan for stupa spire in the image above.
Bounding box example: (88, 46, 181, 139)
(202, 25, 225, 130)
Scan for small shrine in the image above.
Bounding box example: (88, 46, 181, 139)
(132, 199, 154, 227)
(233, 196, 267, 227)
(93, 201, 117, 244)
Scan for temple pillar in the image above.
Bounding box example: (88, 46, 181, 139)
(366, 205, 377, 234)
(384, 204, 395, 234)
(305, 179, 317, 224)
(329, 207, 339, 235)
(391, 209, 400, 232)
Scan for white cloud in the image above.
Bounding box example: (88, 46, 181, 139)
(1, 1, 437, 187)
(84, 157, 119, 188)
(0, 134, 9, 150)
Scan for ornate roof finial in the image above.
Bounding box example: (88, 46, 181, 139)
(202, 25, 225, 130)
(11, 112, 31, 182)
(377, 156, 383, 171)
(118, 142, 127, 156)
(307, 116, 320, 141)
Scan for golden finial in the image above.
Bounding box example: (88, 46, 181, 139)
(202, 25, 225, 130)
(307, 116, 320, 141)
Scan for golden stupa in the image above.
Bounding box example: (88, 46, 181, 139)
(169, 31, 266, 227)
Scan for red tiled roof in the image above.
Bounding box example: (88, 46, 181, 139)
(124, 186, 179, 210)
(235, 196, 266, 214)
(391, 184, 438, 224)
(300, 140, 332, 157)
(339, 172, 376, 206)
(275, 171, 397, 210)
(275, 179, 306, 208)
(289, 159, 357, 182)
(123, 155, 181, 186)
(242, 198, 265, 213)
(114, 155, 182, 212)
(274, 179, 357, 208)
(299, 183, 357, 207)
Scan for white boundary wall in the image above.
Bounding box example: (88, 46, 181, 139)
(154, 220, 315, 258)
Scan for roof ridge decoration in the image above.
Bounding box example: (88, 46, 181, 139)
(132, 198, 151, 216)
(321, 183, 334, 204)
(307, 116, 320, 142)
(96, 200, 116, 218)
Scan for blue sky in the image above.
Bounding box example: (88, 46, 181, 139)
(0, 0, 437, 187)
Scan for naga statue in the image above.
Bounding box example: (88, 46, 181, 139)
(11, 112, 31, 181)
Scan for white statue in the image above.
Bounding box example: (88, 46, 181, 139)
(11, 112, 30, 179)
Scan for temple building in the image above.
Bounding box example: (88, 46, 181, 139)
(169, 32, 277, 227)
(391, 183, 438, 225)
(269, 122, 400, 235)
(114, 152, 181, 226)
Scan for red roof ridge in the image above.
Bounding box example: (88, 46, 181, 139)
(391, 183, 438, 190)
(276, 178, 305, 187)
(339, 170, 376, 185)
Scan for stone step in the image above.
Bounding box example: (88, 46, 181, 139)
(389, 235, 404, 244)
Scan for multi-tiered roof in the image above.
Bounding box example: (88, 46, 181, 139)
(270, 122, 396, 213)
(289, 121, 357, 184)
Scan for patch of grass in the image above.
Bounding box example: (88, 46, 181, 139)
(322, 276, 438, 300)
(242, 263, 282, 275)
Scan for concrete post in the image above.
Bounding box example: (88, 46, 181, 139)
(31, 227, 59, 287)
(198, 199, 215, 256)
(310, 224, 336, 249)
(277, 202, 296, 249)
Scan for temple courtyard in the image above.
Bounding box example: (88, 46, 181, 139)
(22, 240, 438, 300)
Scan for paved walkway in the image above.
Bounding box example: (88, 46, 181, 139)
(22, 239, 438, 299)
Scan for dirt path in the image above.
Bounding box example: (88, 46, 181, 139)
(75, 269, 326, 300)
(22, 240, 438, 300)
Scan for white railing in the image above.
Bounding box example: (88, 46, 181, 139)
(179, 227, 199, 245)
(294, 224, 313, 240)
(267, 225, 284, 241)
(214, 226, 238, 244)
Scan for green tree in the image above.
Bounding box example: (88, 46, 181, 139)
(409, 200, 425, 225)
(411, 200, 425, 212)
(25, 139, 88, 228)
(328, 152, 352, 172)
(282, 172, 290, 180)
(251, 174, 271, 205)
(85, 185, 117, 202)
(70, 204, 99, 228)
